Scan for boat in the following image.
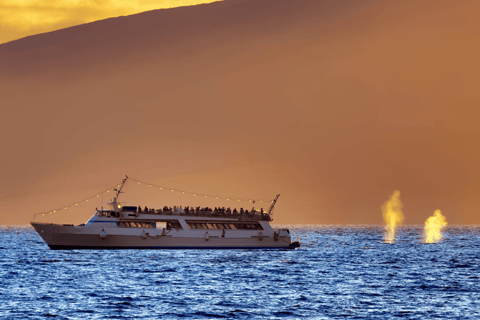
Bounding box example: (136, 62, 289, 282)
(31, 176, 300, 249)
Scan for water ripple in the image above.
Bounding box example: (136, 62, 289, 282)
(0, 225, 479, 319)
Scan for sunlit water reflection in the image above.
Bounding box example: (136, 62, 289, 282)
(1, 225, 479, 319)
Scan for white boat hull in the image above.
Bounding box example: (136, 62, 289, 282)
(31, 222, 298, 249)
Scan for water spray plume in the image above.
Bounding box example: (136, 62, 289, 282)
(382, 191, 404, 243)
(424, 210, 447, 243)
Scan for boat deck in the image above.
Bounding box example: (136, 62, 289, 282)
(123, 208, 273, 221)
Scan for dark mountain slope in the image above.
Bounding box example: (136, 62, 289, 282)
(0, 0, 479, 225)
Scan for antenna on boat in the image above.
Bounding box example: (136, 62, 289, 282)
(115, 175, 128, 199)
(268, 194, 280, 216)
(109, 175, 128, 212)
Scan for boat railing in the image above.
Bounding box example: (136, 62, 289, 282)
(121, 207, 272, 221)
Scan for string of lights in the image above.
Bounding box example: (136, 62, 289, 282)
(33, 176, 274, 220)
(128, 177, 274, 204)
(33, 181, 123, 220)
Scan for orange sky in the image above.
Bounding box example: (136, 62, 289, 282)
(0, 0, 221, 44)
(1, 0, 479, 225)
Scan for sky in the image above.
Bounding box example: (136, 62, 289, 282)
(0, 0, 221, 44)
(1, 0, 479, 226)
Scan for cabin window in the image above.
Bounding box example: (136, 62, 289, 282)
(119, 221, 154, 228)
(185, 221, 262, 230)
(97, 211, 106, 217)
(166, 221, 183, 230)
(155, 222, 167, 229)
(119, 221, 176, 229)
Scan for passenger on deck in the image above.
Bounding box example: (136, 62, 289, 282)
(240, 208, 244, 214)
(233, 208, 238, 214)
(138, 206, 142, 213)
(144, 206, 149, 212)
(226, 207, 231, 214)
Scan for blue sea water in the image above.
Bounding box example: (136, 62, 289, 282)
(1, 225, 480, 319)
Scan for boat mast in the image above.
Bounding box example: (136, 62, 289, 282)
(268, 194, 280, 216)
(109, 175, 128, 212)
(115, 175, 128, 199)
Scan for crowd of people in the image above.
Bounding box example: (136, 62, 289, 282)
(136, 205, 267, 216)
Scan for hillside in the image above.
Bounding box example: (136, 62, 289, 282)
(1, 0, 479, 225)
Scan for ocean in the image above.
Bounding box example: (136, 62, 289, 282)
(1, 225, 479, 319)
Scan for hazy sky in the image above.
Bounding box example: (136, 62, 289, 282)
(1, 0, 479, 226)
(0, 0, 221, 44)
